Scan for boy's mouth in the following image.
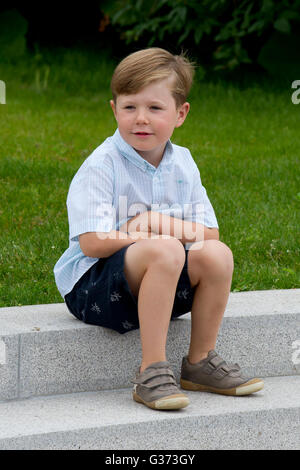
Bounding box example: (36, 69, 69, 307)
(133, 132, 153, 136)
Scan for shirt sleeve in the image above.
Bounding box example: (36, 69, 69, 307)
(184, 161, 219, 229)
(66, 155, 115, 241)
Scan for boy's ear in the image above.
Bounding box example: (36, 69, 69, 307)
(175, 102, 190, 128)
(110, 99, 117, 118)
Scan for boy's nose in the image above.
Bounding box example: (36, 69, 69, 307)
(136, 109, 149, 124)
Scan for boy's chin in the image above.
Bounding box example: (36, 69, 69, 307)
(133, 144, 161, 153)
(133, 145, 153, 154)
(130, 140, 156, 151)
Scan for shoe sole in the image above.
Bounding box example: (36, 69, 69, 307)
(180, 378, 264, 396)
(133, 392, 190, 410)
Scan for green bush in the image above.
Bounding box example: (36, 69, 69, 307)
(102, 0, 300, 72)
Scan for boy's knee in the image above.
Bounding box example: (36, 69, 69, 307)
(147, 237, 186, 269)
(193, 239, 233, 277)
(208, 240, 234, 276)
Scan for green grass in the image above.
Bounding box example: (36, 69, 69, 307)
(0, 47, 299, 307)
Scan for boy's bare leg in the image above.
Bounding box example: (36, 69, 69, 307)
(124, 238, 185, 373)
(187, 240, 234, 363)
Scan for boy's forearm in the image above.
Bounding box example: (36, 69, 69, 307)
(147, 212, 219, 243)
(80, 230, 134, 258)
(80, 229, 166, 259)
(89, 211, 218, 259)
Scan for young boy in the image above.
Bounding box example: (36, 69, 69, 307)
(54, 48, 264, 411)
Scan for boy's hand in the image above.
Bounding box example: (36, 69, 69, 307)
(119, 210, 165, 234)
(128, 231, 175, 241)
(119, 211, 152, 233)
(119, 211, 190, 241)
(119, 210, 218, 243)
(137, 211, 219, 243)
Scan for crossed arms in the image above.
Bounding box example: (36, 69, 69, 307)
(79, 211, 219, 258)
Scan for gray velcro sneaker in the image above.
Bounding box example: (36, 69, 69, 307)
(180, 350, 264, 396)
(132, 361, 190, 410)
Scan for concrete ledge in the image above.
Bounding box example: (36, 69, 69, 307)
(0, 376, 299, 450)
(0, 289, 299, 400)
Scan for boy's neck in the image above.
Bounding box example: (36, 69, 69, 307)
(134, 142, 167, 168)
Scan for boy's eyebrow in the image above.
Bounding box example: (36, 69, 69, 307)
(120, 97, 167, 106)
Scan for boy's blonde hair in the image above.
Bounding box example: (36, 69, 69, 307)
(111, 48, 195, 108)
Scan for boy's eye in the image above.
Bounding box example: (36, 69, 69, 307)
(123, 105, 161, 110)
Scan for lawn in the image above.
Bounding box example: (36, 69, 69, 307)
(0, 46, 299, 307)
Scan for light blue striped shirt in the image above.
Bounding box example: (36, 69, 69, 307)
(53, 128, 218, 298)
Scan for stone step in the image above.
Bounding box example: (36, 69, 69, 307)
(0, 375, 299, 450)
(0, 289, 299, 400)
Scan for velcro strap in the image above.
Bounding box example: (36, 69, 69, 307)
(209, 355, 225, 369)
(138, 376, 177, 389)
(214, 366, 230, 379)
(132, 368, 175, 385)
(206, 360, 241, 378)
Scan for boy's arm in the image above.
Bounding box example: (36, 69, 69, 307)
(121, 210, 218, 243)
(79, 211, 148, 257)
(79, 230, 134, 258)
(79, 210, 218, 258)
(146, 212, 219, 243)
(79, 212, 175, 258)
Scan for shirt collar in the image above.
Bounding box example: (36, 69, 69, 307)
(111, 128, 174, 173)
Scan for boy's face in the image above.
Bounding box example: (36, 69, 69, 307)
(110, 78, 190, 163)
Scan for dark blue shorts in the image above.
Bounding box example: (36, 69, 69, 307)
(65, 242, 196, 334)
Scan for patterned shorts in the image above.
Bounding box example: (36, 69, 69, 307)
(64, 242, 196, 334)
